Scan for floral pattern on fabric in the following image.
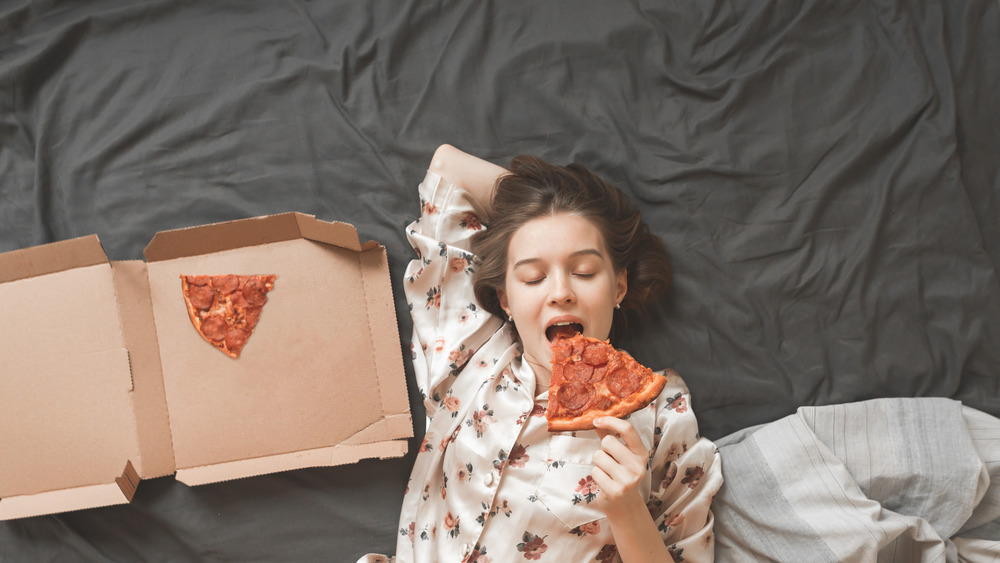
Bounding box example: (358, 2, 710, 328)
(517, 531, 548, 560)
(573, 476, 601, 505)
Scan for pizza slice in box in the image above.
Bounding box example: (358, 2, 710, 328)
(180, 274, 276, 359)
(547, 333, 667, 432)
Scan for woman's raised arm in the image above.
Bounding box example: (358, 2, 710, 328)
(429, 144, 507, 222)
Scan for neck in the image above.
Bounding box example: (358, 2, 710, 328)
(524, 354, 552, 395)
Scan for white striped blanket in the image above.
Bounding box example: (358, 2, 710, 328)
(714, 397, 1000, 562)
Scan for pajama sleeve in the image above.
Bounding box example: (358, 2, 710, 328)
(403, 170, 503, 419)
(644, 381, 723, 561)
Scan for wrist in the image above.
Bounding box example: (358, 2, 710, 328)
(601, 490, 648, 523)
(603, 497, 673, 563)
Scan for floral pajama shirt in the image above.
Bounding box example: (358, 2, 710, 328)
(359, 169, 721, 563)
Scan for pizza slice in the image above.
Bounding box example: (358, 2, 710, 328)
(546, 333, 667, 432)
(180, 274, 277, 359)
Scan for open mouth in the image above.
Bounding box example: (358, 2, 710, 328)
(545, 322, 583, 342)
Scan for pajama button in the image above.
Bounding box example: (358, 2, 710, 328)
(483, 472, 495, 486)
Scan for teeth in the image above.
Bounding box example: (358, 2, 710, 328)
(546, 322, 583, 343)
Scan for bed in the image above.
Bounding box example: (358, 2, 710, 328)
(2, 0, 998, 560)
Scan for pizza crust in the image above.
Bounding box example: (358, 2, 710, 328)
(546, 333, 668, 432)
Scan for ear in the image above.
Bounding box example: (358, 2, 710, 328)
(497, 287, 510, 317)
(615, 269, 628, 306)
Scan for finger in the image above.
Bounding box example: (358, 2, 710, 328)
(594, 426, 612, 441)
(592, 447, 622, 472)
(590, 464, 613, 495)
(600, 434, 635, 462)
(593, 445, 643, 485)
(598, 437, 646, 477)
(593, 417, 646, 455)
(590, 454, 624, 487)
(591, 418, 624, 446)
(591, 449, 616, 477)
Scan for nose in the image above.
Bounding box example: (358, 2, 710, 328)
(548, 272, 576, 305)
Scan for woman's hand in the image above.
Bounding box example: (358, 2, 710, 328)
(591, 417, 674, 562)
(591, 416, 649, 519)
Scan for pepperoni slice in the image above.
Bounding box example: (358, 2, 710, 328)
(229, 289, 249, 311)
(567, 362, 595, 382)
(551, 339, 574, 363)
(188, 285, 216, 311)
(212, 274, 240, 294)
(607, 366, 642, 398)
(185, 275, 210, 286)
(591, 365, 607, 384)
(242, 278, 270, 306)
(582, 342, 609, 365)
(557, 381, 593, 414)
(225, 329, 248, 352)
(591, 395, 613, 412)
(244, 305, 262, 328)
(201, 315, 228, 342)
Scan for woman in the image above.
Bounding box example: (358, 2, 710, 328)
(361, 145, 721, 562)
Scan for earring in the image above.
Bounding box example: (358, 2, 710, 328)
(507, 314, 513, 322)
(615, 303, 621, 310)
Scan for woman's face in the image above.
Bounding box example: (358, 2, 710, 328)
(497, 212, 627, 379)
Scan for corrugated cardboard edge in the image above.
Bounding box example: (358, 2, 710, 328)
(0, 449, 140, 522)
(111, 261, 175, 479)
(0, 235, 107, 283)
(175, 441, 409, 486)
(342, 244, 412, 446)
(143, 212, 362, 262)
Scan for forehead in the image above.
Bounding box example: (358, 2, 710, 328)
(506, 213, 608, 263)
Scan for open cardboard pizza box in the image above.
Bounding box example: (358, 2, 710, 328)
(0, 213, 412, 520)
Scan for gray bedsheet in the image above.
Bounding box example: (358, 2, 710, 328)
(1, 0, 998, 560)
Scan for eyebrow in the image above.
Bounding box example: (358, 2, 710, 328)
(511, 248, 604, 270)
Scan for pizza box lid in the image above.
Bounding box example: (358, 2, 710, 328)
(0, 236, 151, 519)
(0, 213, 411, 520)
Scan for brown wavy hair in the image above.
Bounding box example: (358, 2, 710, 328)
(471, 155, 672, 342)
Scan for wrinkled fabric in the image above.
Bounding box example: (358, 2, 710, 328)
(714, 398, 1000, 562)
(1, 0, 998, 560)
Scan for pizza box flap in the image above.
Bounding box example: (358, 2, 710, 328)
(143, 212, 365, 262)
(0, 235, 108, 284)
(111, 261, 176, 480)
(174, 440, 409, 486)
(0, 239, 146, 520)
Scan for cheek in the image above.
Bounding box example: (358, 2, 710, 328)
(586, 281, 620, 334)
(587, 276, 621, 306)
(505, 285, 538, 318)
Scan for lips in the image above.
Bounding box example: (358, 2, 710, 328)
(545, 317, 584, 342)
